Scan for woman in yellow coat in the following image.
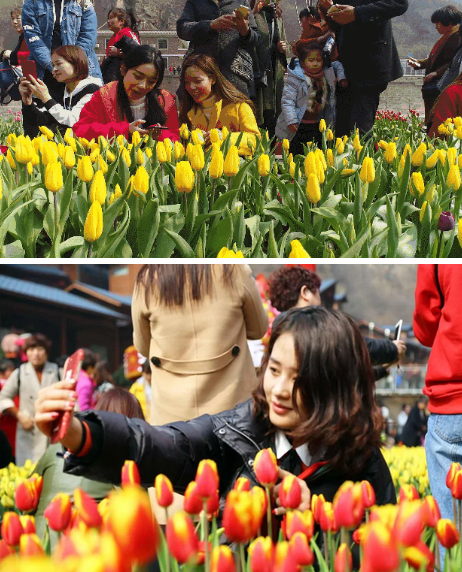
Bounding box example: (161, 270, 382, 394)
(179, 54, 260, 155)
(131, 264, 268, 425)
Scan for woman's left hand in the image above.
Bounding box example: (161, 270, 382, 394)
(277, 40, 287, 53)
(273, 466, 311, 516)
(424, 71, 437, 84)
(27, 76, 51, 103)
(235, 11, 250, 36)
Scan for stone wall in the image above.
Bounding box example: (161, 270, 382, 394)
(379, 76, 425, 116)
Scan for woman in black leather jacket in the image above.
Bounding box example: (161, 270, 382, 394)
(35, 307, 396, 515)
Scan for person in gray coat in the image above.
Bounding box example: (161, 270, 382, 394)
(177, 0, 260, 96)
(0, 334, 59, 466)
(275, 41, 336, 155)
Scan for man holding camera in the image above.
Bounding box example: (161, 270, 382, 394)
(329, 0, 408, 137)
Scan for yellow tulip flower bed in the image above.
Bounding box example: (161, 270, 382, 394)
(0, 461, 35, 511)
(1, 116, 462, 257)
(382, 446, 431, 497)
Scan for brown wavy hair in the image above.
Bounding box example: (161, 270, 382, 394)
(252, 307, 383, 475)
(178, 54, 254, 127)
(268, 266, 321, 312)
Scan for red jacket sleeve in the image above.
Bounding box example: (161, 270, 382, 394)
(428, 85, 462, 139)
(73, 91, 130, 141)
(158, 97, 180, 143)
(413, 264, 442, 348)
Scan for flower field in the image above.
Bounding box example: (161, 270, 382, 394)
(0, 447, 461, 572)
(1, 111, 462, 257)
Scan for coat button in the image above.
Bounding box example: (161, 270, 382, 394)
(219, 428, 226, 435)
(151, 357, 161, 367)
(248, 459, 254, 467)
(232, 345, 240, 357)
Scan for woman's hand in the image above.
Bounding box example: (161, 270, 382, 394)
(35, 379, 83, 451)
(19, 77, 33, 105)
(108, 46, 119, 57)
(288, 123, 298, 133)
(277, 40, 287, 53)
(210, 15, 237, 30)
(27, 76, 51, 103)
(234, 12, 250, 36)
(17, 410, 34, 431)
(129, 119, 150, 136)
(3, 50, 11, 60)
(273, 467, 311, 516)
(424, 71, 437, 84)
(407, 58, 421, 70)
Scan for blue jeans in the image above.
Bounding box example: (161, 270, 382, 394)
(425, 413, 462, 566)
(0, 59, 21, 101)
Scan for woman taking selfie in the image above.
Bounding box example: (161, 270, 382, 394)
(35, 307, 395, 516)
(73, 45, 179, 142)
(19, 45, 102, 138)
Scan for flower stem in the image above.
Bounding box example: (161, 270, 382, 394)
(211, 179, 216, 208)
(436, 229, 444, 258)
(203, 500, 210, 572)
(265, 487, 272, 540)
(87, 243, 93, 258)
(239, 542, 246, 572)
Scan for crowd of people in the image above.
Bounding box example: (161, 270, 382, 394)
(0, 0, 441, 151)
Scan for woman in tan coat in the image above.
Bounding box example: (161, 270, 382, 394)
(131, 264, 268, 425)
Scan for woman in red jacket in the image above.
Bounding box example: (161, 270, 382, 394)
(73, 45, 179, 142)
(101, 8, 140, 84)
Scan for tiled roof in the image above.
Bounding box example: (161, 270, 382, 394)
(72, 282, 132, 306)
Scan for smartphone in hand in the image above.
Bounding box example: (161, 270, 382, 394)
(49, 349, 84, 444)
(22, 60, 38, 81)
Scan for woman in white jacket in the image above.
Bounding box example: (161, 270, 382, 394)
(19, 45, 102, 138)
(275, 41, 336, 155)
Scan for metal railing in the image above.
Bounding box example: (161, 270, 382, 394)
(375, 365, 427, 394)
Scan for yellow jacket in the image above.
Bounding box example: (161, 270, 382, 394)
(187, 99, 260, 155)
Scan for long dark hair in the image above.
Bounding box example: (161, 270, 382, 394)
(108, 7, 140, 39)
(118, 45, 166, 126)
(135, 265, 236, 307)
(253, 307, 383, 475)
(179, 54, 254, 127)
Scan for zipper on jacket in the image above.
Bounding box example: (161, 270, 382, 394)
(224, 422, 262, 453)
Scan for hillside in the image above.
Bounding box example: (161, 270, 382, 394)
(0, 0, 458, 67)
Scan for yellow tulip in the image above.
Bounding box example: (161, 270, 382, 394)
(41, 142, 58, 165)
(223, 145, 239, 177)
(258, 154, 270, 177)
(454, 117, 462, 128)
(458, 220, 462, 248)
(378, 140, 388, 150)
(31, 152, 40, 167)
(288, 153, 293, 163)
(315, 148, 327, 171)
(116, 134, 125, 147)
(425, 184, 436, 203)
(335, 138, 345, 154)
(32, 136, 45, 154)
(315, 156, 325, 184)
(326, 129, 333, 141)
(410, 172, 425, 196)
(209, 129, 221, 145)
(145, 148, 152, 159)
(186, 142, 194, 161)
(222, 126, 229, 140)
(438, 124, 448, 135)
(79, 137, 90, 149)
(319, 119, 326, 132)
(6, 149, 16, 170)
(7, 133, 16, 147)
(289, 161, 296, 177)
(353, 133, 361, 152)
(190, 143, 205, 171)
(39, 126, 54, 140)
(438, 149, 447, 166)
(15, 136, 33, 164)
(63, 146, 75, 169)
(384, 142, 397, 164)
(156, 141, 168, 163)
(326, 149, 334, 167)
(122, 148, 131, 167)
(84, 201, 103, 243)
(174, 141, 185, 161)
(45, 161, 63, 193)
(398, 154, 406, 177)
(163, 138, 172, 161)
(419, 201, 428, 223)
(175, 161, 195, 193)
(426, 151, 439, 169)
(304, 152, 317, 178)
(109, 192, 115, 204)
(447, 147, 458, 166)
(114, 184, 122, 199)
(179, 123, 190, 140)
(0, 177, 2, 200)
(306, 173, 321, 203)
(89, 170, 107, 204)
(288, 239, 310, 258)
(341, 168, 356, 177)
(217, 247, 244, 258)
(282, 138, 290, 152)
(447, 165, 461, 190)
(132, 131, 141, 146)
(191, 129, 204, 146)
(209, 148, 224, 180)
(57, 142, 65, 159)
(77, 156, 94, 182)
(411, 143, 426, 167)
(107, 150, 116, 162)
(90, 147, 100, 163)
(27, 161, 33, 175)
(136, 148, 144, 165)
(133, 165, 149, 194)
(360, 156, 375, 183)
(97, 155, 108, 174)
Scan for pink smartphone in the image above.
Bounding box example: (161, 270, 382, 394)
(49, 349, 84, 444)
(22, 60, 37, 81)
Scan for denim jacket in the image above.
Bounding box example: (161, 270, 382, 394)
(22, 0, 102, 80)
(275, 59, 335, 142)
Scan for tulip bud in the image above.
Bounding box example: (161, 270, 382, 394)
(107, 149, 116, 162)
(438, 211, 456, 232)
(289, 161, 296, 177)
(290, 532, 314, 567)
(437, 518, 460, 548)
(209, 148, 224, 180)
(222, 126, 229, 140)
(62, 146, 75, 169)
(279, 475, 302, 510)
(333, 481, 364, 529)
(190, 143, 205, 171)
(44, 492, 72, 532)
(404, 540, 435, 571)
(223, 145, 239, 177)
(411, 143, 426, 166)
(195, 459, 219, 499)
(133, 165, 149, 194)
(15, 136, 33, 164)
(249, 536, 274, 572)
(97, 155, 108, 174)
(447, 165, 461, 190)
(175, 160, 195, 193)
(422, 496, 440, 528)
(19, 533, 44, 556)
(180, 123, 190, 140)
(15, 477, 42, 512)
(234, 477, 251, 492)
(77, 156, 94, 182)
(19, 515, 36, 535)
(216, 247, 244, 258)
(285, 510, 314, 540)
(361, 521, 400, 572)
(74, 488, 103, 528)
(166, 511, 199, 564)
(121, 460, 141, 486)
(318, 119, 326, 132)
(89, 169, 107, 204)
(122, 147, 131, 167)
(335, 138, 345, 154)
(306, 173, 321, 203)
(45, 161, 63, 193)
(132, 130, 141, 146)
(155, 474, 174, 508)
(1, 511, 24, 546)
(384, 142, 397, 164)
(254, 449, 278, 488)
(334, 543, 352, 572)
(258, 154, 270, 177)
(360, 156, 375, 183)
(319, 501, 337, 532)
(353, 133, 361, 152)
(0, 539, 15, 559)
(156, 141, 167, 163)
(311, 493, 325, 522)
(223, 490, 263, 543)
(174, 141, 185, 161)
(211, 545, 236, 572)
(289, 239, 310, 258)
(360, 480, 376, 509)
(84, 201, 103, 243)
(191, 129, 205, 146)
(282, 138, 290, 152)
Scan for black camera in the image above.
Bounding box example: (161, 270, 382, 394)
(323, 36, 335, 68)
